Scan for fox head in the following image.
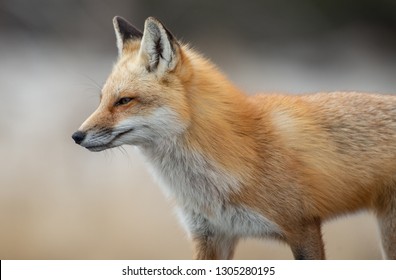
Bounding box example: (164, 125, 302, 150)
(72, 16, 192, 151)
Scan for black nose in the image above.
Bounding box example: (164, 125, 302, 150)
(72, 131, 86, 145)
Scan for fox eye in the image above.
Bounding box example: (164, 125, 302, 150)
(115, 97, 134, 106)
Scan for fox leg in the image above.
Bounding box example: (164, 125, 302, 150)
(377, 191, 396, 259)
(288, 218, 326, 260)
(185, 211, 238, 260)
(193, 232, 238, 260)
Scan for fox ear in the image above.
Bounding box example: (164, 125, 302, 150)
(113, 16, 143, 56)
(140, 17, 179, 74)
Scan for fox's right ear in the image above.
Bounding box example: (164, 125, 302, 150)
(113, 16, 143, 56)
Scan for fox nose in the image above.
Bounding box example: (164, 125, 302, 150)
(72, 131, 86, 145)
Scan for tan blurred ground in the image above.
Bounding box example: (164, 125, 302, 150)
(0, 37, 388, 260)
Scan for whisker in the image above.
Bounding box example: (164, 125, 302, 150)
(103, 148, 116, 161)
(117, 146, 129, 158)
(81, 74, 103, 91)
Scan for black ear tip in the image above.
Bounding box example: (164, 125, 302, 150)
(113, 16, 119, 25)
(146, 16, 159, 23)
(113, 15, 143, 39)
(144, 16, 175, 42)
(113, 16, 125, 26)
(113, 16, 127, 29)
(145, 16, 164, 29)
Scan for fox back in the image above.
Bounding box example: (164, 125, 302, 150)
(72, 16, 396, 259)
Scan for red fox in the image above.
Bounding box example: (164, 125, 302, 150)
(72, 16, 396, 259)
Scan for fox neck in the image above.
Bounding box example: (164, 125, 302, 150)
(141, 53, 265, 205)
(184, 52, 263, 177)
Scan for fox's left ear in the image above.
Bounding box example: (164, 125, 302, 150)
(113, 16, 143, 57)
(140, 17, 180, 74)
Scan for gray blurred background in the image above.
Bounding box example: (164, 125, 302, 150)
(1, 0, 395, 259)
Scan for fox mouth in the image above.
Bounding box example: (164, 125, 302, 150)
(84, 128, 134, 152)
(85, 144, 112, 152)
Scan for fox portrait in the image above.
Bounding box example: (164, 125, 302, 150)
(72, 16, 396, 259)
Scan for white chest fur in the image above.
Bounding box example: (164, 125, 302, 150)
(140, 138, 281, 238)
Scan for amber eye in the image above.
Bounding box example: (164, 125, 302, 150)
(115, 97, 134, 106)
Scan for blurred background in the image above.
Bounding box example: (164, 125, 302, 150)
(1, 0, 396, 259)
